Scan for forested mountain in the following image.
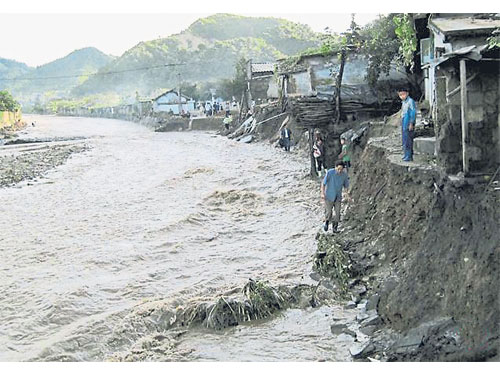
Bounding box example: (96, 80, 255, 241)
(4, 47, 114, 99)
(0, 58, 33, 81)
(74, 14, 321, 97)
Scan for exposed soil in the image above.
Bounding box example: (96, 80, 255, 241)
(321, 122, 500, 361)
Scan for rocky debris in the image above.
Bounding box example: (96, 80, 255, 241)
(390, 317, 458, 356)
(360, 314, 381, 328)
(366, 294, 380, 312)
(349, 341, 375, 359)
(238, 134, 254, 143)
(345, 301, 357, 309)
(359, 326, 377, 336)
(0, 142, 89, 188)
(330, 323, 348, 335)
(311, 119, 499, 361)
(356, 312, 372, 322)
(309, 272, 321, 282)
(3, 136, 86, 145)
(342, 327, 357, 338)
(352, 284, 367, 297)
(341, 126, 368, 144)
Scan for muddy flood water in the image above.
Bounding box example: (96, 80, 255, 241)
(0, 115, 356, 361)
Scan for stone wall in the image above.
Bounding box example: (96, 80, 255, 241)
(435, 59, 499, 174)
(0, 110, 22, 129)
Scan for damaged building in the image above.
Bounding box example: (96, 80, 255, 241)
(247, 61, 279, 104)
(276, 51, 408, 121)
(418, 14, 500, 175)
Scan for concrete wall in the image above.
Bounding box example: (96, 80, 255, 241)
(0, 110, 22, 129)
(250, 76, 276, 102)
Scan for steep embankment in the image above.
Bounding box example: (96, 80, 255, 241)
(337, 132, 499, 360)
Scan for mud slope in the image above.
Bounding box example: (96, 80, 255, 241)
(342, 136, 499, 360)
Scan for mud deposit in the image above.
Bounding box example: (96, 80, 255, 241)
(0, 115, 357, 361)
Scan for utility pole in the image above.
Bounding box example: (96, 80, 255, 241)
(177, 72, 182, 115)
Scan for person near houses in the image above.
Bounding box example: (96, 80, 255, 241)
(280, 125, 292, 152)
(321, 160, 350, 233)
(338, 137, 351, 169)
(223, 113, 233, 130)
(225, 101, 231, 116)
(398, 87, 417, 162)
(313, 132, 326, 176)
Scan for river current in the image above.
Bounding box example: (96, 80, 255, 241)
(0, 115, 355, 361)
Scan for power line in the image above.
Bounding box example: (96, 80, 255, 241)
(0, 62, 187, 82)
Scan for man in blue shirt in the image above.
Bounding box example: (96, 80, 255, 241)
(398, 87, 417, 162)
(321, 160, 350, 233)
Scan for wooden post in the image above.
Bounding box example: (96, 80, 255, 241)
(460, 59, 469, 176)
(177, 72, 182, 116)
(309, 127, 318, 177)
(335, 49, 346, 124)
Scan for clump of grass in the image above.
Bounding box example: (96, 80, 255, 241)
(313, 233, 350, 294)
(176, 280, 299, 330)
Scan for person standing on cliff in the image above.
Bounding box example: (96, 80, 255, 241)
(338, 136, 351, 169)
(398, 87, 417, 162)
(321, 160, 350, 233)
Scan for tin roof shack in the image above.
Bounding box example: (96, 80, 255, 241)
(277, 51, 408, 121)
(275, 51, 408, 175)
(421, 15, 500, 175)
(152, 89, 195, 115)
(248, 62, 279, 103)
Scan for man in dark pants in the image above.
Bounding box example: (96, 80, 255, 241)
(398, 88, 416, 162)
(321, 160, 350, 233)
(280, 125, 292, 152)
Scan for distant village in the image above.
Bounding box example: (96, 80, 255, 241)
(3, 13, 500, 178)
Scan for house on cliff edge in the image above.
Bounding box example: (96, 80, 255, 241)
(418, 14, 500, 175)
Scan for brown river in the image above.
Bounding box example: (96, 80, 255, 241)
(0, 115, 356, 361)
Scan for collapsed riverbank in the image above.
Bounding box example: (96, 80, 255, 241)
(311, 124, 499, 361)
(222, 100, 499, 361)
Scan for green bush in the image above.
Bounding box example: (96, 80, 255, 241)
(0, 90, 20, 111)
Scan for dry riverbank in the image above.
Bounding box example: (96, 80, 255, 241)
(0, 141, 89, 188)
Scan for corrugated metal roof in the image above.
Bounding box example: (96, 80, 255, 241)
(152, 89, 192, 102)
(251, 63, 276, 74)
(434, 44, 491, 66)
(430, 17, 500, 35)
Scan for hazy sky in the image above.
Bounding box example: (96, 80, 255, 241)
(0, 13, 382, 67)
(0, 0, 481, 67)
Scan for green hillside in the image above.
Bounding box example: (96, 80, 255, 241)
(6, 47, 114, 98)
(74, 14, 321, 97)
(0, 58, 33, 82)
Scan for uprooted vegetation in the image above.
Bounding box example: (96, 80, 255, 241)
(312, 233, 351, 295)
(133, 279, 342, 333)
